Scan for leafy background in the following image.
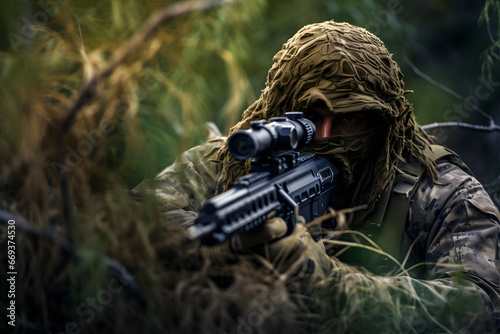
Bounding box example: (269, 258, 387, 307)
(2, 0, 498, 188)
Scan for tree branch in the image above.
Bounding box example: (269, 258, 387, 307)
(421, 121, 500, 132)
(62, 0, 236, 130)
(404, 54, 500, 132)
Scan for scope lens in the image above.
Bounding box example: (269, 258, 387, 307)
(228, 133, 256, 160)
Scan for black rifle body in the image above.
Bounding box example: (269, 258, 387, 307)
(189, 152, 339, 245)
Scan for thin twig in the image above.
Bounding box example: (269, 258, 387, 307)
(403, 55, 500, 132)
(420, 121, 500, 132)
(403, 55, 464, 100)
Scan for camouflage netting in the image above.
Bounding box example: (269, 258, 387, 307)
(215, 21, 439, 214)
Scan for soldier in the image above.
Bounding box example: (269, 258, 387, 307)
(133, 21, 500, 332)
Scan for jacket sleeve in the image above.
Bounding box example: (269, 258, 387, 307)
(322, 159, 500, 332)
(405, 158, 500, 328)
(131, 138, 225, 229)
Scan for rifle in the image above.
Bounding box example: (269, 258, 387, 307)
(188, 112, 339, 245)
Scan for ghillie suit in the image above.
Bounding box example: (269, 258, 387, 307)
(215, 21, 438, 217)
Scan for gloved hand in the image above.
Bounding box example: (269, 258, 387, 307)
(199, 216, 289, 263)
(199, 216, 335, 282)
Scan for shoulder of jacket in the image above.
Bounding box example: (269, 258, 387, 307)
(423, 144, 457, 161)
(423, 144, 474, 176)
(400, 144, 473, 178)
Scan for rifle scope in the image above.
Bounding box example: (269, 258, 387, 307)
(228, 112, 315, 160)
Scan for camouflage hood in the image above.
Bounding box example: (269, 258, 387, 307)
(216, 20, 437, 213)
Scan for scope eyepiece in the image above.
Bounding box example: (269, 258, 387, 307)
(228, 112, 315, 160)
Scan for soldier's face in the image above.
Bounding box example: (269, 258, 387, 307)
(309, 104, 381, 138)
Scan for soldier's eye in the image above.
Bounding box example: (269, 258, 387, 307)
(342, 115, 359, 124)
(340, 113, 365, 126)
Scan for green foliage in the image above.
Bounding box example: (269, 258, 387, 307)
(0, 0, 267, 188)
(479, 0, 500, 76)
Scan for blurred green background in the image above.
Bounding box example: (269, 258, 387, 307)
(1, 0, 499, 190)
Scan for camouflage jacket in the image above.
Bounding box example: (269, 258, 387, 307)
(132, 138, 500, 331)
(409, 155, 500, 313)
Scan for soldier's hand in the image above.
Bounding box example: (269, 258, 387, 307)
(200, 216, 334, 281)
(199, 216, 288, 263)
